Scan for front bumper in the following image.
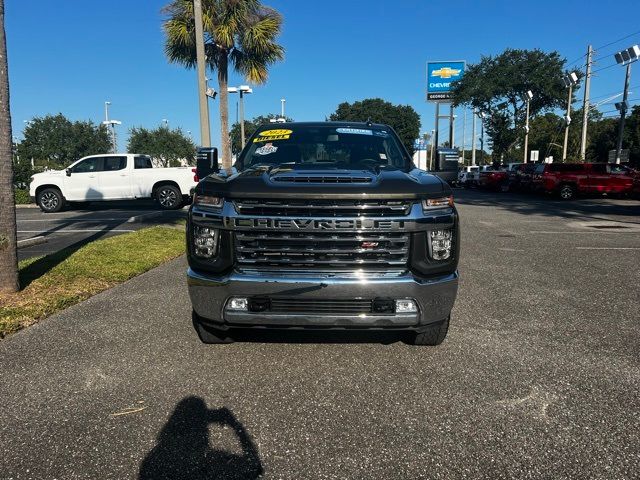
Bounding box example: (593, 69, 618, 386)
(188, 268, 458, 329)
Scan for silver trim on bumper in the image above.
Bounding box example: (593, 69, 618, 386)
(188, 268, 458, 328)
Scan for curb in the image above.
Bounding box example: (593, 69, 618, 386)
(16, 204, 39, 209)
(126, 211, 164, 223)
(17, 236, 48, 249)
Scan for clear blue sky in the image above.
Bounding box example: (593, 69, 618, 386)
(7, 0, 640, 152)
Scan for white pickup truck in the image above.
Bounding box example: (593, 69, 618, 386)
(30, 154, 198, 213)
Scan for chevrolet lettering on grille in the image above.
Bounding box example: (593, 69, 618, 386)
(230, 218, 406, 230)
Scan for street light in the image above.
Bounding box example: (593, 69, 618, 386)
(522, 90, 533, 163)
(102, 101, 120, 153)
(561, 72, 578, 162)
(228, 85, 253, 148)
(613, 44, 639, 164)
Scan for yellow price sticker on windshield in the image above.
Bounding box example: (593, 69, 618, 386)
(254, 134, 290, 142)
(258, 129, 292, 137)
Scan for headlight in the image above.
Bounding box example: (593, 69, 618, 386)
(193, 193, 223, 208)
(429, 229, 452, 260)
(422, 196, 454, 211)
(193, 226, 219, 258)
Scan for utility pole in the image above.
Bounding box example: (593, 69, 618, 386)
(523, 91, 533, 163)
(194, 0, 211, 147)
(429, 128, 435, 170)
(615, 63, 631, 164)
(612, 45, 639, 163)
(580, 45, 593, 161)
(461, 108, 466, 165)
(471, 108, 477, 166)
(448, 104, 454, 147)
(479, 112, 485, 164)
(562, 72, 578, 162)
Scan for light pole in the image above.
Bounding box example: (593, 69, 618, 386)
(102, 101, 120, 153)
(228, 85, 253, 148)
(429, 129, 435, 170)
(613, 44, 639, 164)
(471, 108, 477, 166)
(562, 72, 578, 162)
(523, 90, 533, 163)
(281, 98, 286, 118)
(479, 112, 485, 165)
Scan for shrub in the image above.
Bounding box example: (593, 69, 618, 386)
(14, 188, 31, 204)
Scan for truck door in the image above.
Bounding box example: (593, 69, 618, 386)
(65, 157, 103, 200)
(586, 163, 608, 193)
(607, 164, 634, 193)
(99, 156, 132, 199)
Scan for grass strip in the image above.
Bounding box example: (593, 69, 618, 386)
(0, 226, 185, 338)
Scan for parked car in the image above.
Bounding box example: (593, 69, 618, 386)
(467, 165, 493, 187)
(29, 154, 198, 212)
(531, 162, 638, 200)
(508, 163, 538, 191)
(458, 166, 479, 187)
(478, 168, 509, 190)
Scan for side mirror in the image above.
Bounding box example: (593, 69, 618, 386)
(65, 168, 71, 177)
(196, 147, 218, 180)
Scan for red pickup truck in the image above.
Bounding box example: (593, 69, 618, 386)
(478, 169, 509, 190)
(532, 163, 639, 200)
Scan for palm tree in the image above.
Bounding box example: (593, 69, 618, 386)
(163, 0, 284, 170)
(0, 0, 19, 293)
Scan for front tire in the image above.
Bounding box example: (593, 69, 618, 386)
(558, 184, 576, 200)
(410, 317, 449, 346)
(37, 188, 64, 213)
(155, 185, 182, 210)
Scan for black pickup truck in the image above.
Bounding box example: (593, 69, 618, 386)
(187, 122, 460, 345)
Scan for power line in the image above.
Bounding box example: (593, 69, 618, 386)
(594, 29, 640, 52)
(590, 63, 618, 75)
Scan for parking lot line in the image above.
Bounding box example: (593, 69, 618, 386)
(576, 247, 640, 250)
(530, 230, 639, 234)
(17, 229, 136, 234)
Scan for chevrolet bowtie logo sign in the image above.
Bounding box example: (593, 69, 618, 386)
(427, 61, 466, 101)
(431, 67, 462, 79)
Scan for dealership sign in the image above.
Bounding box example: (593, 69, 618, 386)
(426, 61, 465, 101)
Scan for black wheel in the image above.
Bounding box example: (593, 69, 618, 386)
(37, 188, 64, 213)
(410, 316, 449, 346)
(192, 311, 234, 344)
(156, 184, 182, 210)
(558, 184, 576, 200)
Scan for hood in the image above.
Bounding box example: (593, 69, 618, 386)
(33, 169, 65, 178)
(196, 167, 449, 199)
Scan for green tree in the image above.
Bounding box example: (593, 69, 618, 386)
(230, 114, 293, 155)
(17, 114, 111, 168)
(451, 49, 569, 159)
(329, 98, 420, 154)
(0, 0, 19, 292)
(163, 0, 285, 170)
(127, 126, 196, 167)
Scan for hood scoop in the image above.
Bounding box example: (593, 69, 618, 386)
(271, 174, 373, 184)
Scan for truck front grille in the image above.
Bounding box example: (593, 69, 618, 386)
(235, 231, 410, 269)
(234, 199, 412, 217)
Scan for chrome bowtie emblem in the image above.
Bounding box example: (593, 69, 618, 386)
(361, 242, 379, 249)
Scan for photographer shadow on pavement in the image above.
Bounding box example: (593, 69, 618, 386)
(139, 397, 263, 480)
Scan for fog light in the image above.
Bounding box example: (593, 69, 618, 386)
(227, 297, 248, 311)
(395, 299, 418, 313)
(429, 229, 452, 260)
(193, 226, 219, 258)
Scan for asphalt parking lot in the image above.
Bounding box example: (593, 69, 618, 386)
(16, 201, 187, 261)
(1, 190, 639, 479)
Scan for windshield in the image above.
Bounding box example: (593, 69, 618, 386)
(237, 125, 410, 172)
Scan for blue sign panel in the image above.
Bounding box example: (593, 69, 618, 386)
(427, 61, 465, 101)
